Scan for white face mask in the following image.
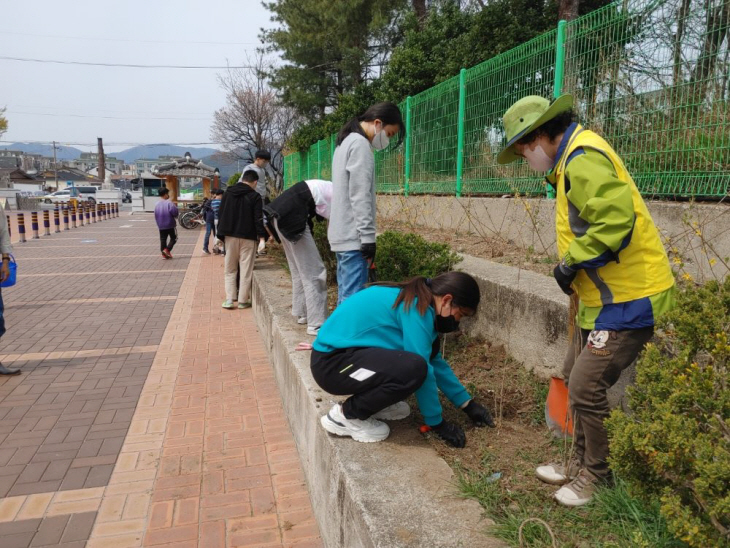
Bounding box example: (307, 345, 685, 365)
(371, 123, 390, 151)
(523, 144, 554, 172)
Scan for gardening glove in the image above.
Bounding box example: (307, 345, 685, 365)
(431, 420, 466, 448)
(462, 400, 496, 428)
(360, 242, 376, 261)
(258, 239, 266, 253)
(553, 261, 577, 295)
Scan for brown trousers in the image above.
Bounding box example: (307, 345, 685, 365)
(563, 326, 653, 479)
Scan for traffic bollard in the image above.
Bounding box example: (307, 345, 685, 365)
(18, 213, 26, 243)
(85, 204, 90, 224)
(79, 203, 84, 226)
(54, 206, 60, 233)
(63, 205, 69, 230)
(71, 204, 77, 228)
(92, 205, 97, 223)
(43, 210, 51, 236)
(100, 203, 105, 221)
(31, 211, 40, 239)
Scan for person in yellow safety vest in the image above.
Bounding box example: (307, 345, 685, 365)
(498, 94, 675, 507)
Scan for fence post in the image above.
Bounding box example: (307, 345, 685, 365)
(31, 211, 40, 239)
(404, 95, 412, 197)
(456, 68, 467, 198)
(317, 140, 322, 179)
(547, 19, 568, 200)
(18, 213, 26, 243)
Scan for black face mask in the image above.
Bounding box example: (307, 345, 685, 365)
(435, 314, 460, 334)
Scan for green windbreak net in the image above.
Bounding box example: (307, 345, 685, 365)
(284, 0, 729, 199)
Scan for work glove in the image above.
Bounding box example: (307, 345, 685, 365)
(462, 400, 496, 427)
(431, 420, 466, 448)
(553, 262, 577, 295)
(360, 242, 376, 261)
(257, 239, 266, 253)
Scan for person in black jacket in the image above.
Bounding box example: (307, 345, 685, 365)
(217, 170, 266, 309)
(265, 180, 332, 335)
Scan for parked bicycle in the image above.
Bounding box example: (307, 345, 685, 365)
(179, 203, 206, 230)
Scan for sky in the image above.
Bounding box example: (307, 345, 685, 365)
(0, 0, 276, 153)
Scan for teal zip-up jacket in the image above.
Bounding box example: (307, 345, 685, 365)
(312, 286, 471, 426)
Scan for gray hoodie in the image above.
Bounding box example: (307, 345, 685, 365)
(328, 132, 375, 252)
(243, 163, 267, 199)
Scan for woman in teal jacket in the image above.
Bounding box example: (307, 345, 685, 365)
(311, 271, 495, 446)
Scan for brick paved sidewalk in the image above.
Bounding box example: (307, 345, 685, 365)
(0, 212, 320, 547)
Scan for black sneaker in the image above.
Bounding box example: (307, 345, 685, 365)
(0, 363, 21, 375)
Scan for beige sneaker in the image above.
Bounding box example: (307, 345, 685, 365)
(535, 458, 581, 485)
(554, 468, 599, 507)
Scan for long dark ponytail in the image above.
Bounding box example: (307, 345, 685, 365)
(336, 102, 405, 147)
(373, 271, 481, 315)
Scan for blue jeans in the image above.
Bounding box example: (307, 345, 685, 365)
(336, 251, 368, 305)
(203, 220, 216, 251)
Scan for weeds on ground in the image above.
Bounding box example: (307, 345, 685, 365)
(432, 334, 684, 548)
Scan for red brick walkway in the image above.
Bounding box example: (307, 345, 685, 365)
(0, 209, 321, 547)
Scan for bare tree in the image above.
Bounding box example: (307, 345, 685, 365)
(211, 53, 300, 189)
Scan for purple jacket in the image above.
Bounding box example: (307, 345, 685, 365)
(154, 199, 179, 229)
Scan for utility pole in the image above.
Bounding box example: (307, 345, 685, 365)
(52, 141, 58, 191)
(97, 137, 106, 184)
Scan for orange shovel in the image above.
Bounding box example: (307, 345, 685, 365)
(544, 292, 579, 437)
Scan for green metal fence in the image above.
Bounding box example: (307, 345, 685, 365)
(284, 0, 729, 199)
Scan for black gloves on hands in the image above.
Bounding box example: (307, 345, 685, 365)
(463, 400, 496, 428)
(360, 242, 376, 262)
(553, 262, 577, 295)
(431, 420, 466, 448)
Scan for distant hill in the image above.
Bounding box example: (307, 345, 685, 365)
(113, 145, 219, 163)
(0, 143, 82, 160)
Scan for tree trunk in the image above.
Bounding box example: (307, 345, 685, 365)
(691, 0, 730, 101)
(412, 0, 427, 27)
(559, 0, 579, 21)
(672, 0, 692, 90)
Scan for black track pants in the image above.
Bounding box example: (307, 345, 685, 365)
(311, 347, 428, 420)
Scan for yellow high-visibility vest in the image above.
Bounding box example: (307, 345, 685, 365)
(554, 127, 674, 307)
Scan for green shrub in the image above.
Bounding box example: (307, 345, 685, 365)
(607, 278, 730, 548)
(374, 230, 461, 282)
(311, 220, 337, 285)
(310, 226, 461, 287)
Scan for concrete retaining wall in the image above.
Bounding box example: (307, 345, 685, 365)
(377, 195, 730, 282)
(252, 262, 504, 548)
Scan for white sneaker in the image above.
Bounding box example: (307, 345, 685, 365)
(306, 326, 320, 336)
(554, 469, 599, 507)
(297, 316, 307, 324)
(536, 459, 581, 485)
(320, 404, 390, 443)
(371, 401, 411, 420)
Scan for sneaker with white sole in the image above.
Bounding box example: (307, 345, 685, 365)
(554, 468, 599, 507)
(536, 458, 581, 485)
(306, 326, 320, 336)
(238, 302, 251, 309)
(297, 316, 307, 324)
(320, 403, 390, 443)
(221, 300, 235, 309)
(372, 401, 411, 420)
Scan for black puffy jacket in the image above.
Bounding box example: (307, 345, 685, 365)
(263, 181, 315, 243)
(217, 184, 266, 240)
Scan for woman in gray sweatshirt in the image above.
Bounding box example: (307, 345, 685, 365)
(328, 102, 404, 304)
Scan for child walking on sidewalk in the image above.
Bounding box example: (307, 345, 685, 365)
(154, 187, 178, 259)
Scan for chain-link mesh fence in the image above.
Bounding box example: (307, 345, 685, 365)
(284, 0, 729, 199)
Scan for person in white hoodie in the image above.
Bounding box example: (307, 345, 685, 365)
(328, 102, 404, 304)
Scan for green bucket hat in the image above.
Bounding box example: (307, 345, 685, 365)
(497, 94, 574, 165)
